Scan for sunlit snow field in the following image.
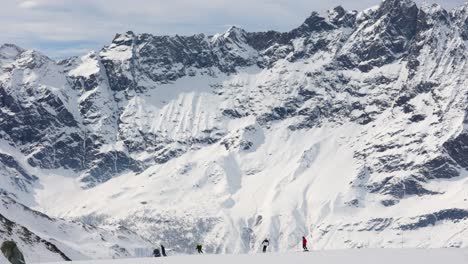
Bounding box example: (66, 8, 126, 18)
(38, 249, 468, 264)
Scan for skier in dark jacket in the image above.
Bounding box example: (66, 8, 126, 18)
(302, 236, 308, 251)
(196, 243, 203, 254)
(161, 245, 167, 257)
(153, 248, 161, 257)
(261, 238, 269, 253)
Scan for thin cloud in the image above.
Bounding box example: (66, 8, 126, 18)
(18, 0, 40, 9)
(2, 0, 466, 58)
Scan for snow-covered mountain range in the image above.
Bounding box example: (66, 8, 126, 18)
(1, 0, 468, 261)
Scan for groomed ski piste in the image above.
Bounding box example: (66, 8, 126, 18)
(36, 249, 468, 264)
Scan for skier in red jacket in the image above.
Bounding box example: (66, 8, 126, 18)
(302, 236, 308, 251)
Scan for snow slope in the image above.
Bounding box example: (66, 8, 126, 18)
(39, 249, 468, 264)
(0, 192, 153, 262)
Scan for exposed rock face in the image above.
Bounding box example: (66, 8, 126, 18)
(1, 241, 26, 264)
(0, 0, 467, 256)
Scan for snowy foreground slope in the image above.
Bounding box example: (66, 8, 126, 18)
(1, 0, 468, 261)
(39, 249, 468, 264)
(0, 192, 152, 262)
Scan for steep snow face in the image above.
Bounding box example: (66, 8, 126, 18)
(0, 192, 153, 262)
(1, 0, 468, 260)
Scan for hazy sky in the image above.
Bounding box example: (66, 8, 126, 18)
(1, 0, 466, 58)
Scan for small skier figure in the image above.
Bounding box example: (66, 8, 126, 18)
(196, 243, 203, 254)
(302, 236, 308, 251)
(153, 248, 161, 257)
(161, 245, 167, 257)
(261, 238, 269, 253)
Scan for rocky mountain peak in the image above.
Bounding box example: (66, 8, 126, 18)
(375, 0, 419, 38)
(376, 0, 418, 19)
(455, 2, 468, 16)
(379, 0, 417, 11)
(452, 3, 468, 39)
(0, 44, 26, 67)
(0, 44, 24, 59)
(330, 5, 346, 18)
(328, 6, 358, 27)
(111, 31, 136, 46)
(295, 12, 336, 34)
(224, 26, 247, 38)
(211, 26, 248, 46)
(418, 3, 450, 27)
(12, 49, 53, 70)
